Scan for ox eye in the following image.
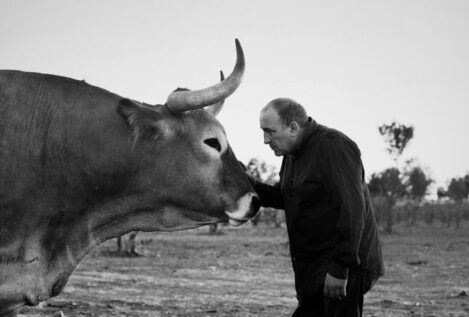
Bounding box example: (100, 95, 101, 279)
(204, 138, 221, 152)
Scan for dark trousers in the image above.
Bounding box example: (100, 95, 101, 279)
(292, 272, 374, 317)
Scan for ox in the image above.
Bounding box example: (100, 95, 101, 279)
(0, 40, 259, 316)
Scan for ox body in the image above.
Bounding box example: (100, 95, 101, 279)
(0, 41, 258, 316)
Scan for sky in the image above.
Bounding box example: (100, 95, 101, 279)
(1, 0, 468, 193)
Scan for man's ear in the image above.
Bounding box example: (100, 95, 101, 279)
(117, 98, 174, 144)
(289, 121, 300, 136)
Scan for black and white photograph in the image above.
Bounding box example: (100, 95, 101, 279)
(1, 1, 468, 316)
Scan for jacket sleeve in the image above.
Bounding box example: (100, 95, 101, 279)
(319, 135, 366, 279)
(251, 179, 284, 209)
(241, 160, 285, 210)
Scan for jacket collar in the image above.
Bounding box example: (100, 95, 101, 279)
(291, 117, 319, 158)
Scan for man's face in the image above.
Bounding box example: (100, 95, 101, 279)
(260, 107, 294, 156)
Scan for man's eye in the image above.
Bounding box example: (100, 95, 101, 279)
(204, 138, 221, 152)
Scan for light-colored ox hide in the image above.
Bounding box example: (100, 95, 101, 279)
(0, 40, 259, 316)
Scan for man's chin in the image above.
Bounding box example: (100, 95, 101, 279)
(273, 149, 283, 156)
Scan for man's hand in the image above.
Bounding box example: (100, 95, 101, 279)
(323, 273, 347, 300)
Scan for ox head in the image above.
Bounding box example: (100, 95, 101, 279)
(117, 40, 259, 230)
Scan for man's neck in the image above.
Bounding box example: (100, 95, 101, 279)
(290, 118, 317, 156)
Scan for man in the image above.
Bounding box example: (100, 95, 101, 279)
(251, 98, 384, 316)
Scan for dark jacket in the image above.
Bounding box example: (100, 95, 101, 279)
(253, 119, 384, 285)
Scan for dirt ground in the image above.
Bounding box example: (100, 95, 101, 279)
(19, 224, 469, 317)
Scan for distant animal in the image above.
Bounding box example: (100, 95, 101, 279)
(0, 39, 259, 316)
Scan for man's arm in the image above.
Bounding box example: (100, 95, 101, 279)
(240, 161, 284, 209)
(250, 177, 284, 210)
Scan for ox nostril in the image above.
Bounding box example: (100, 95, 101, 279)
(251, 196, 261, 212)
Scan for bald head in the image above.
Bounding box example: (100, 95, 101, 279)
(262, 98, 308, 128)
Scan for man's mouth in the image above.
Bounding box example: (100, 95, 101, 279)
(271, 146, 281, 153)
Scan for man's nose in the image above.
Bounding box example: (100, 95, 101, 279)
(263, 132, 270, 144)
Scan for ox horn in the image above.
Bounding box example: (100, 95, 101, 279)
(166, 39, 245, 113)
(205, 70, 225, 117)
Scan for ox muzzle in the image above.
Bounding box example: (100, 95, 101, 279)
(225, 192, 261, 225)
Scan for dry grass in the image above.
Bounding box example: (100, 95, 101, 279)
(20, 223, 469, 317)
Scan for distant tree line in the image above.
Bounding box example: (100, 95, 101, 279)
(368, 121, 468, 232)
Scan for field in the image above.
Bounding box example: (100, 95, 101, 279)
(19, 223, 469, 317)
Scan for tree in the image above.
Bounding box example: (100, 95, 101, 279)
(378, 122, 414, 166)
(437, 187, 449, 200)
(445, 175, 469, 228)
(114, 232, 141, 256)
(375, 121, 414, 233)
(247, 158, 278, 185)
(450, 175, 469, 227)
(368, 167, 406, 233)
(446, 176, 469, 202)
(403, 163, 433, 225)
(405, 165, 432, 200)
(434, 175, 468, 228)
(208, 223, 220, 234)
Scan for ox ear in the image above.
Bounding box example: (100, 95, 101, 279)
(117, 98, 172, 144)
(205, 100, 224, 117)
